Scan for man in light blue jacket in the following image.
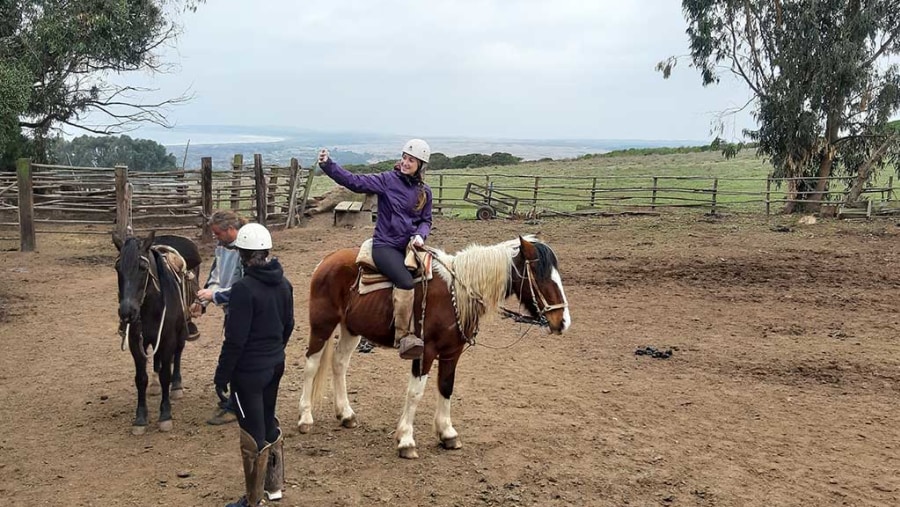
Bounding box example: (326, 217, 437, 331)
(195, 210, 245, 424)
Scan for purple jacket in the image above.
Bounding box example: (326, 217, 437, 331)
(319, 159, 432, 249)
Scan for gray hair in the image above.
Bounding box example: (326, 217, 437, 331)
(208, 210, 246, 231)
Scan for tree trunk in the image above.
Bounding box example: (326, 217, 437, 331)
(846, 134, 898, 203)
(783, 179, 798, 214)
(809, 109, 841, 210)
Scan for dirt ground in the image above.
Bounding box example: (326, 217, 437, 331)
(1, 212, 899, 507)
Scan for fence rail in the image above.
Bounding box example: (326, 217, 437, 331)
(1, 156, 315, 251)
(429, 173, 896, 217)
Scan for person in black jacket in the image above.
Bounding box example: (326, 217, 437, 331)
(214, 223, 293, 507)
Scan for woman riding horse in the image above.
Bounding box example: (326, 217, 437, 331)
(298, 235, 570, 458)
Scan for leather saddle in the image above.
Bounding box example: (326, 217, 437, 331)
(355, 238, 433, 294)
(151, 245, 196, 315)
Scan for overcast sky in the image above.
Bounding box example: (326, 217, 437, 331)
(124, 0, 758, 142)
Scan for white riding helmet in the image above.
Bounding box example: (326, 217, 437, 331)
(234, 223, 272, 250)
(402, 139, 430, 164)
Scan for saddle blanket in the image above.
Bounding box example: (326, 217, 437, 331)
(355, 238, 433, 295)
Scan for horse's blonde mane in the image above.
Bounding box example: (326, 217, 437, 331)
(432, 236, 537, 336)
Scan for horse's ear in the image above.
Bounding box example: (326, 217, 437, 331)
(518, 235, 538, 260)
(140, 231, 156, 252)
(112, 231, 124, 251)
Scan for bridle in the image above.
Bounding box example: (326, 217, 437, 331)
(501, 256, 568, 326)
(116, 247, 166, 359)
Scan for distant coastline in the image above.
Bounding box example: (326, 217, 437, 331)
(132, 125, 709, 169)
(156, 134, 285, 146)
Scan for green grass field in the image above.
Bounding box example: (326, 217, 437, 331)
(313, 150, 899, 218)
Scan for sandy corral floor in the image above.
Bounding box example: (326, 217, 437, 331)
(0, 212, 898, 506)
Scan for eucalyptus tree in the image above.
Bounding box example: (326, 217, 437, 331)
(53, 135, 177, 171)
(1, 0, 202, 163)
(660, 0, 900, 211)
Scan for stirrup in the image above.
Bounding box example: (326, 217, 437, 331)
(186, 321, 200, 341)
(398, 335, 424, 360)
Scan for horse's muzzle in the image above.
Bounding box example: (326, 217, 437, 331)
(119, 301, 139, 323)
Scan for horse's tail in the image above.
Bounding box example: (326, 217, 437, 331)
(309, 331, 335, 407)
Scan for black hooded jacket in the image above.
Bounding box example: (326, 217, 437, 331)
(214, 258, 294, 386)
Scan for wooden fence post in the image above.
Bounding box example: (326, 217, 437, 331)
(296, 163, 314, 226)
(231, 154, 243, 210)
(590, 177, 598, 208)
(711, 178, 719, 214)
(253, 154, 267, 226)
(765, 173, 772, 215)
(175, 167, 186, 206)
(16, 158, 35, 252)
(268, 169, 278, 217)
(114, 165, 130, 239)
(438, 174, 444, 209)
(201, 157, 213, 241)
(285, 158, 300, 228)
(651, 177, 658, 210)
(887, 176, 894, 201)
(532, 176, 540, 214)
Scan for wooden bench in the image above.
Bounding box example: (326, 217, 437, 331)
(333, 200, 373, 227)
(837, 200, 873, 219)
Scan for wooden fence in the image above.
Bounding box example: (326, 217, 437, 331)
(0, 155, 315, 251)
(428, 173, 896, 217)
(2, 159, 897, 252)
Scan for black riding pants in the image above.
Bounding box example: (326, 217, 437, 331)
(372, 245, 414, 290)
(230, 361, 284, 450)
(218, 309, 237, 413)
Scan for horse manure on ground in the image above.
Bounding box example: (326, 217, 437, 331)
(634, 346, 673, 359)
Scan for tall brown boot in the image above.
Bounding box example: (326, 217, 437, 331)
(392, 288, 423, 359)
(264, 425, 284, 501)
(227, 429, 271, 507)
(184, 273, 201, 341)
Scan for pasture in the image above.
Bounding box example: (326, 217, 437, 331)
(1, 211, 898, 506)
(325, 151, 898, 218)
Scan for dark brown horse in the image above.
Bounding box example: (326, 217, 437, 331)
(112, 231, 200, 435)
(298, 235, 570, 458)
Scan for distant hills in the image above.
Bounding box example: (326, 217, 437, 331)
(136, 125, 710, 170)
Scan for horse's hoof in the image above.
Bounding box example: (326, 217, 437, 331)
(398, 446, 419, 459)
(441, 436, 462, 450)
(340, 414, 358, 429)
(131, 425, 147, 436)
(298, 422, 312, 434)
(170, 388, 184, 400)
(159, 420, 173, 432)
(147, 384, 161, 396)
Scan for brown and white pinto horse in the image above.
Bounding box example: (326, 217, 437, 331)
(298, 235, 570, 458)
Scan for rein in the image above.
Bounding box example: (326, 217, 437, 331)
(425, 249, 483, 346)
(417, 244, 567, 350)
